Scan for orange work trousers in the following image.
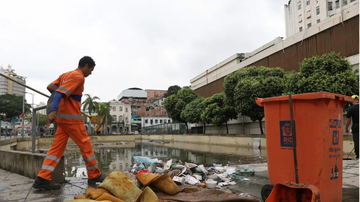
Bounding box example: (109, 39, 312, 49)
(38, 123, 101, 180)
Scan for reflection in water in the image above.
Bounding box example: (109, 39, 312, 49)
(63, 144, 266, 178)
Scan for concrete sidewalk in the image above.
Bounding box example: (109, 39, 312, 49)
(0, 160, 358, 202)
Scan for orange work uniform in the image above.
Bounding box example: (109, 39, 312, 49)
(38, 68, 101, 180)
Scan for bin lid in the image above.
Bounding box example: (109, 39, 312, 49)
(256, 92, 353, 107)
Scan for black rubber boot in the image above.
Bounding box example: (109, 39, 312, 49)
(88, 174, 106, 184)
(32, 176, 61, 190)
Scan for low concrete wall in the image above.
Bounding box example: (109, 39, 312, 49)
(141, 134, 266, 148)
(37, 135, 141, 146)
(0, 150, 65, 182)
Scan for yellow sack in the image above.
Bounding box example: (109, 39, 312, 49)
(99, 172, 142, 202)
(135, 173, 162, 186)
(85, 187, 97, 197)
(152, 174, 181, 196)
(89, 188, 112, 200)
(96, 193, 125, 202)
(64, 199, 111, 202)
(136, 173, 180, 196)
(136, 187, 159, 202)
(74, 195, 87, 199)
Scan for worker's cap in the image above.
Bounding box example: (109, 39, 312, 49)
(351, 95, 359, 100)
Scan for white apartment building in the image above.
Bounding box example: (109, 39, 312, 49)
(0, 65, 26, 96)
(285, 0, 359, 37)
(141, 116, 172, 128)
(109, 100, 131, 133)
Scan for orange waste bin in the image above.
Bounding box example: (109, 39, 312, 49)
(256, 92, 352, 202)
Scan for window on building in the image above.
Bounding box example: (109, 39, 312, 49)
(328, 2, 333, 10)
(155, 119, 158, 124)
(317, 19, 320, 23)
(164, 119, 167, 123)
(112, 106, 116, 111)
(342, 0, 348, 5)
(160, 120, 163, 124)
(125, 117, 128, 123)
(168, 119, 171, 123)
(298, 1, 301, 10)
(150, 119, 153, 124)
(120, 106, 123, 111)
(112, 115, 117, 122)
(350, 0, 356, 2)
(145, 119, 148, 124)
(119, 115, 123, 122)
(316, 7, 320, 15)
(307, 23, 312, 28)
(335, 0, 340, 8)
(306, 0, 310, 5)
(299, 26, 303, 32)
(125, 107, 128, 112)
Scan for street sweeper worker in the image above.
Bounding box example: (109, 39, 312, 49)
(33, 56, 105, 190)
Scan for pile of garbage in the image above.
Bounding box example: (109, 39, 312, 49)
(66, 156, 260, 202)
(130, 156, 255, 189)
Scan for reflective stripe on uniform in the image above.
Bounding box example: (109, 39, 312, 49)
(49, 83, 58, 91)
(45, 155, 60, 163)
(58, 86, 71, 96)
(87, 164, 99, 170)
(57, 113, 83, 119)
(84, 155, 96, 162)
(41, 165, 55, 171)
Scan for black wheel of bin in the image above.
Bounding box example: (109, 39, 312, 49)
(261, 184, 274, 201)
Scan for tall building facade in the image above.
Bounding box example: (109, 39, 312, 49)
(114, 87, 171, 133)
(285, 0, 359, 37)
(109, 100, 131, 133)
(0, 65, 26, 96)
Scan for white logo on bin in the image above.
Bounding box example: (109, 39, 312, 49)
(280, 121, 295, 147)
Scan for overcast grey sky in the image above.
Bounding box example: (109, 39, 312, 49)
(0, 0, 286, 104)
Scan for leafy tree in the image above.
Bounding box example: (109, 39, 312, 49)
(96, 102, 112, 134)
(164, 85, 181, 98)
(38, 114, 48, 126)
(163, 88, 198, 132)
(30, 114, 48, 126)
(82, 94, 100, 115)
(0, 94, 31, 120)
(181, 96, 207, 133)
(225, 66, 286, 134)
(201, 93, 237, 134)
(285, 52, 359, 95)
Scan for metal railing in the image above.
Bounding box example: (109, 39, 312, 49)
(142, 123, 186, 134)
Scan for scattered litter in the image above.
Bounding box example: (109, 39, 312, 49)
(164, 159, 172, 170)
(128, 156, 256, 190)
(239, 193, 251, 197)
(237, 165, 255, 176)
(185, 175, 200, 185)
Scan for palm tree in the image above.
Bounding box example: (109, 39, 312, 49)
(82, 94, 100, 115)
(96, 102, 112, 134)
(82, 94, 100, 134)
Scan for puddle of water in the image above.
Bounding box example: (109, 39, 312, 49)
(62, 143, 267, 178)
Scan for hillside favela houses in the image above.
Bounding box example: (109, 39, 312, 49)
(110, 88, 172, 134)
(189, 0, 359, 134)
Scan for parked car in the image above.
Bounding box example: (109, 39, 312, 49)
(0, 122, 12, 136)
